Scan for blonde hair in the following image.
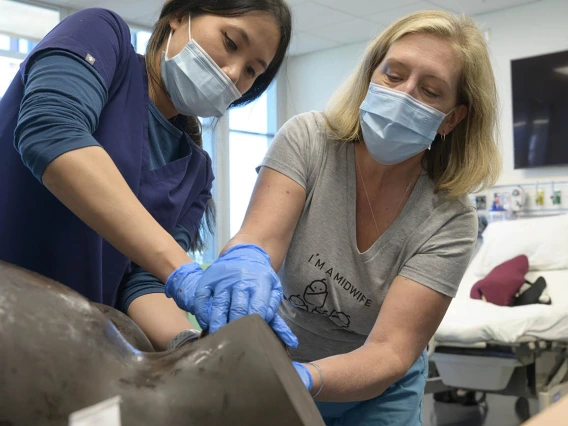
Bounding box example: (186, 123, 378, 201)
(325, 10, 501, 199)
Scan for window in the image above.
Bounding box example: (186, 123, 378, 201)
(228, 83, 277, 236)
(0, 52, 22, 100)
(130, 28, 152, 55)
(189, 118, 218, 268)
(0, 1, 59, 100)
(188, 83, 278, 266)
(0, 36, 41, 99)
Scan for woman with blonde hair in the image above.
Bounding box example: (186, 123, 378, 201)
(198, 9, 500, 425)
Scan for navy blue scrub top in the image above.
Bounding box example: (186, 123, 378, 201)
(0, 8, 214, 306)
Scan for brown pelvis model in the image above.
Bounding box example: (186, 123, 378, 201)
(0, 261, 325, 426)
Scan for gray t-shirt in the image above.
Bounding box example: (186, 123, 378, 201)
(260, 112, 477, 362)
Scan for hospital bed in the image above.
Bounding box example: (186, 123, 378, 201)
(426, 213, 568, 419)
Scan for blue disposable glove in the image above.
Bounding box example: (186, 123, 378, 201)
(194, 244, 298, 348)
(293, 362, 313, 393)
(164, 261, 205, 314)
(268, 312, 299, 349)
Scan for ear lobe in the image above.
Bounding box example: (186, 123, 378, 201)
(453, 104, 468, 126)
(439, 104, 468, 137)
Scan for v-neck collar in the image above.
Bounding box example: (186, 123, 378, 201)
(346, 144, 426, 261)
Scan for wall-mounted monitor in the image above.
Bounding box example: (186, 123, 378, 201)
(512, 50, 568, 169)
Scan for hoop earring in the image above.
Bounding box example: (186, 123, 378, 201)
(441, 133, 446, 141)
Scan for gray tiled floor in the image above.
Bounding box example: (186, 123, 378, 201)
(422, 394, 540, 426)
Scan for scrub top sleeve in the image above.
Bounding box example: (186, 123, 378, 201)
(399, 206, 478, 298)
(15, 50, 106, 181)
(116, 225, 192, 313)
(21, 8, 132, 90)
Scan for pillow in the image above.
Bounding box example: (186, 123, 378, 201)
(470, 255, 529, 306)
(476, 214, 568, 276)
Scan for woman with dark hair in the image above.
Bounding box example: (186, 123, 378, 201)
(0, 0, 295, 351)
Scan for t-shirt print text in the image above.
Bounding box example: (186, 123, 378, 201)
(284, 253, 373, 330)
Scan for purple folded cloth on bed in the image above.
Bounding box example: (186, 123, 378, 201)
(470, 255, 529, 306)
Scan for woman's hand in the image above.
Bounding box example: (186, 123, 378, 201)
(196, 244, 282, 327)
(172, 244, 298, 347)
(268, 314, 298, 348)
(293, 362, 313, 392)
(164, 261, 205, 314)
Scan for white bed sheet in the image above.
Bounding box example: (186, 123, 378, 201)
(435, 251, 568, 344)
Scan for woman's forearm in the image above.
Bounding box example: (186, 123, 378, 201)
(222, 232, 288, 272)
(306, 342, 408, 402)
(127, 294, 194, 350)
(221, 168, 307, 272)
(42, 146, 192, 282)
(222, 232, 264, 254)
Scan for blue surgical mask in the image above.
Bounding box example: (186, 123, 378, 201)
(359, 83, 452, 165)
(161, 15, 241, 118)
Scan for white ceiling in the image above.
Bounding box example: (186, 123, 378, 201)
(285, 0, 543, 55)
(1, 0, 60, 40)
(35, 0, 543, 56)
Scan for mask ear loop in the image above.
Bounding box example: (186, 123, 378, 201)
(165, 31, 173, 60)
(165, 15, 191, 60)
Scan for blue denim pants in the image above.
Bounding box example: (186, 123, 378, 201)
(316, 349, 428, 426)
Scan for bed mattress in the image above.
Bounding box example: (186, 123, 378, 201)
(435, 253, 568, 344)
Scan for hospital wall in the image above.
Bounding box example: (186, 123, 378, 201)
(280, 0, 568, 186)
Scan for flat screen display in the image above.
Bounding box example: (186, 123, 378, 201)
(512, 50, 568, 168)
